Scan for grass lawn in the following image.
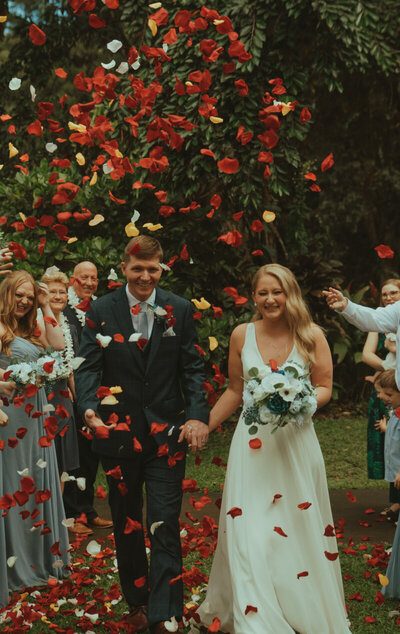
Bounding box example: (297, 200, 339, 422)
(2, 411, 397, 633)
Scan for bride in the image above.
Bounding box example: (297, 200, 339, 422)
(190, 264, 350, 634)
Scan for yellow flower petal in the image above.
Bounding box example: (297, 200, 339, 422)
(68, 122, 86, 132)
(379, 574, 389, 587)
(89, 214, 105, 227)
(19, 212, 27, 222)
(9, 142, 18, 158)
(0, 16, 7, 23)
(281, 104, 292, 116)
(76, 152, 85, 166)
(115, 149, 123, 158)
(149, 2, 162, 8)
(125, 222, 140, 237)
(185, 81, 194, 86)
(191, 297, 211, 310)
(101, 395, 119, 405)
(89, 172, 98, 186)
(67, 237, 78, 244)
(0, 165, 3, 171)
(262, 210, 276, 223)
(210, 116, 223, 124)
(143, 222, 163, 231)
(148, 18, 157, 36)
(110, 385, 123, 394)
(213, 19, 225, 25)
(209, 336, 218, 351)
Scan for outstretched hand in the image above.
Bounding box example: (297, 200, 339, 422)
(178, 419, 209, 453)
(0, 249, 13, 276)
(322, 287, 348, 312)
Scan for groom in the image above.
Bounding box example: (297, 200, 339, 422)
(75, 236, 209, 633)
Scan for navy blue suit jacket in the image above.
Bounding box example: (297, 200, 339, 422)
(75, 284, 209, 459)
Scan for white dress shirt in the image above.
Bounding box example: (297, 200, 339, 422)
(341, 299, 400, 388)
(125, 285, 156, 339)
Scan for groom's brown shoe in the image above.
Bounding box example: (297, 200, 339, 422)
(125, 605, 149, 632)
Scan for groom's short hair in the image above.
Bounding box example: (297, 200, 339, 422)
(124, 235, 163, 263)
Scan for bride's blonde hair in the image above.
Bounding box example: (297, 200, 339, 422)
(251, 264, 316, 364)
(0, 270, 42, 354)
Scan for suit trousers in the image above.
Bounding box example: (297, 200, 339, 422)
(63, 413, 99, 522)
(101, 436, 186, 625)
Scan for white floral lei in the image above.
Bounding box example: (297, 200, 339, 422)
(67, 286, 96, 327)
(59, 313, 75, 375)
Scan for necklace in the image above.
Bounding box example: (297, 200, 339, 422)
(67, 286, 96, 327)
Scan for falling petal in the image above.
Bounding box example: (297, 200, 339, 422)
(76, 477, 86, 490)
(101, 60, 116, 70)
(263, 210, 276, 223)
(143, 222, 162, 231)
(150, 520, 164, 535)
(9, 142, 18, 158)
(86, 540, 101, 556)
(61, 518, 75, 528)
(208, 336, 218, 351)
(96, 333, 112, 347)
(7, 556, 17, 568)
(45, 143, 57, 153)
(36, 458, 47, 468)
(131, 209, 140, 223)
(128, 333, 142, 342)
(17, 468, 29, 476)
(89, 172, 98, 186)
(191, 297, 211, 310)
(89, 214, 105, 226)
(125, 222, 139, 237)
(30, 85, 36, 101)
(116, 62, 129, 73)
(76, 152, 85, 165)
(107, 39, 123, 52)
(9, 78, 21, 91)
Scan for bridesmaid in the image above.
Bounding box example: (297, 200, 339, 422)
(0, 270, 70, 608)
(362, 279, 400, 517)
(40, 267, 80, 488)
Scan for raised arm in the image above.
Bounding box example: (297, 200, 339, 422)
(324, 287, 400, 334)
(208, 324, 246, 433)
(36, 283, 65, 349)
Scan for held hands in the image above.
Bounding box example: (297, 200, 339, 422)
(84, 409, 117, 433)
(178, 419, 209, 453)
(322, 287, 348, 312)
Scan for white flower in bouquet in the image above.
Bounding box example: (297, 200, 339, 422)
(36, 350, 69, 383)
(276, 376, 302, 402)
(253, 384, 267, 402)
(6, 362, 37, 387)
(260, 373, 281, 394)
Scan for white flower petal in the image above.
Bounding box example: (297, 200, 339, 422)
(116, 62, 129, 74)
(7, 556, 17, 567)
(30, 84, 36, 102)
(76, 477, 86, 491)
(36, 458, 47, 469)
(160, 263, 171, 271)
(70, 357, 85, 371)
(17, 468, 29, 476)
(43, 403, 55, 412)
(150, 521, 164, 535)
(107, 39, 123, 53)
(164, 616, 178, 632)
(61, 471, 73, 482)
(131, 209, 140, 223)
(131, 60, 140, 70)
(45, 143, 58, 153)
(9, 77, 21, 90)
(62, 517, 75, 528)
(162, 43, 169, 53)
(86, 540, 101, 556)
(96, 333, 112, 348)
(107, 268, 118, 280)
(128, 333, 142, 342)
(101, 60, 116, 70)
(52, 559, 64, 569)
(168, 425, 175, 437)
(103, 163, 113, 174)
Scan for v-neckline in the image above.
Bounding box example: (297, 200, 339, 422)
(251, 322, 295, 367)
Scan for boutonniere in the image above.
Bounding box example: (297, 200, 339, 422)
(153, 304, 176, 335)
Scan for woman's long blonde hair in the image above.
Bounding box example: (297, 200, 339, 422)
(0, 270, 42, 354)
(252, 264, 316, 364)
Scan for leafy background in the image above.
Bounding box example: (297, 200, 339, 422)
(0, 0, 399, 402)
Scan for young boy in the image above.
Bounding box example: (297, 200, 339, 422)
(375, 370, 400, 598)
(375, 370, 400, 520)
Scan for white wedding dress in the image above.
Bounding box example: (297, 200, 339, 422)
(190, 323, 351, 634)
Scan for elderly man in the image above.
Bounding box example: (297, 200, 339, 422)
(63, 261, 113, 534)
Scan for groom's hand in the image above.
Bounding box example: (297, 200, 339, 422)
(84, 408, 116, 434)
(178, 419, 209, 453)
(322, 287, 348, 312)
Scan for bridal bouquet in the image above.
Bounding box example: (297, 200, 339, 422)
(4, 361, 40, 392)
(36, 349, 70, 383)
(242, 360, 317, 434)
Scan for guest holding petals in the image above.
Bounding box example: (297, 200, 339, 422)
(0, 270, 69, 609)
